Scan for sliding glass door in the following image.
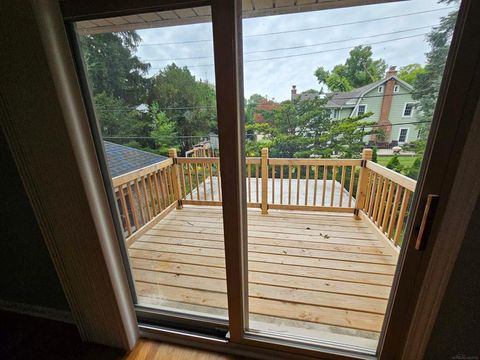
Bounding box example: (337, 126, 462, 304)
(67, 0, 466, 358)
(71, 4, 231, 330)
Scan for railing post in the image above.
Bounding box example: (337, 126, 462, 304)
(354, 148, 373, 219)
(261, 148, 269, 214)
(168, 148, 183, 209)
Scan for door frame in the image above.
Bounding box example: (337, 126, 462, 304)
(4, 0, 477, 357)
(379, 0, 480, 358)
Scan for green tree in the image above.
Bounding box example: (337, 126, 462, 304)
(245, 95, 375, 158)
(80, 31, 151, 105)
(398, 63, 426, 85)
(386, 155, 403, 173)
(149, 64, 217, 152)
(94, 92, 147, 138)
(315, 46, 387, 92)
(372, 147, 378, 163)
(412, 0, 459, 153)
(149, 103, 179, 155)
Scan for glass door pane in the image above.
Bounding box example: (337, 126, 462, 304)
(73, 6, 229, 323)
(240, 0, 459, 353)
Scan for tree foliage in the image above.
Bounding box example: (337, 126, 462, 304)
(315, 46, 387, 92)
(149, 103, 179, 154)
(412, 1, 459, 153)
(149, 64, 217, 152)
(246, 95, 375, 158)
(397, 64, 426, 85)
(80, 32, 151, 105)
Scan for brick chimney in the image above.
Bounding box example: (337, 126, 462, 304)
(291, 85, 297, 100)
(372, 67, 397, 142)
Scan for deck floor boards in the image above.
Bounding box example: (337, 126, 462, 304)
(129, 205, 397, 346)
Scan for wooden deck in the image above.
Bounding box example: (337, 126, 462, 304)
(128, 205, 398, 349)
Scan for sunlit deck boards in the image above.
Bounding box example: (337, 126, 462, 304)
(128, 205, 397, 343)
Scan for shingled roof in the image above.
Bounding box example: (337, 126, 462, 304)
(103, 141, 168, 178)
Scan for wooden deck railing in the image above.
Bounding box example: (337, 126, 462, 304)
(112, 147, 416, 249)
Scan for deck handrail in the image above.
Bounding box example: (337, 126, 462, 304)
(112, 147, 417, 248)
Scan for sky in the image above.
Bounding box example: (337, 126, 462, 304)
(136, 0, 456, 102)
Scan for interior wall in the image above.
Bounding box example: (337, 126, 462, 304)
(425, 194, 480, 358)
(0, 130, 69, 311)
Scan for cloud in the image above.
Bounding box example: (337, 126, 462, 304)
(136, 0, 455, 101)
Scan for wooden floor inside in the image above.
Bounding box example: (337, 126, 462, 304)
(129, 206, 398, 350)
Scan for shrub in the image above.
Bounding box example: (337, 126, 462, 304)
(386, 155, 403, 173)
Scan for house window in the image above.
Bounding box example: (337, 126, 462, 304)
(403, 103, 414, 117)
(394, 85, 400, 93)
(357, 104, 367, 116)
(378, 85, 384, 93)
(399, 128, 409, 143)
(331, 108, 339, 119)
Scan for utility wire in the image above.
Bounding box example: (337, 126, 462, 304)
(142, 25, 433, 62)
(146, 32, 429, 69)
(137, 7, 455, 46)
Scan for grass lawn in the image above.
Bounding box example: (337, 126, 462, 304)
(377, 155, 417, 168)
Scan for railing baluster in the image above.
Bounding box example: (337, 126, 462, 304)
(330, 165, 336, 207)
(288, 165, 292, 205)
(255, 164, 259, 203)
(217, 161, 222, 202)
(382, 180, 395, 231)
(304, 165, 310, 205)
(247, 163, 251, 203)
(348, 165, 355, 208)
(202, 162, 207, 201)
(322, 165, 327, 206)
(339, 166, 346, 207)
(377, 179, 390, 226)
(394, 189, 411, 246)
(280, 165, 284, 205)
(158, 169, 168, 209)
(296, 164, 300, 205)
(373, 176, 385, 222)
(126, 182, 139, 231)
(194, 163, 200, 201)
(141, 176, 151, 221)
(180, 164, 186, 199)
(209, 163, 214, 201)
(134, 180, 145, 226)
(388, 185, 402, 239)
(367, 173, 378, 217)
(313, 165, 318, 206)
(187, 163, 193, 200)
(271, 164, 275, 204)
(168, 167, 175, 204)
(364, 171, 373, 212)
(118, 185, 132, 236)
(147, 174, 157, 216)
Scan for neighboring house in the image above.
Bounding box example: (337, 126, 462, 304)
(103, 140, 168, 178)
(292, 67, 419, 145)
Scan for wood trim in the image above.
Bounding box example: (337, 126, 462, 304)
(403, 63, 480, 359)
(60, 0, 210, 21)
(268, 204, 354, 213)
(126, 201, 178, 247)
(211, 0, 248, 342)
(269, 159, 361, 166)
(0, 0, 137, 350)
(379, 1, 480, 358)
(112, 159, 173, 187)
(365, 161, 416, 192)
(0, 300, 74, 324)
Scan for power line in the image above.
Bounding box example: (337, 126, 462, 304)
(137, 7, 455, 46)
(147, 32, 429, 69)
(93, 93, 419, 113)
(142, 25, 433, 62)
